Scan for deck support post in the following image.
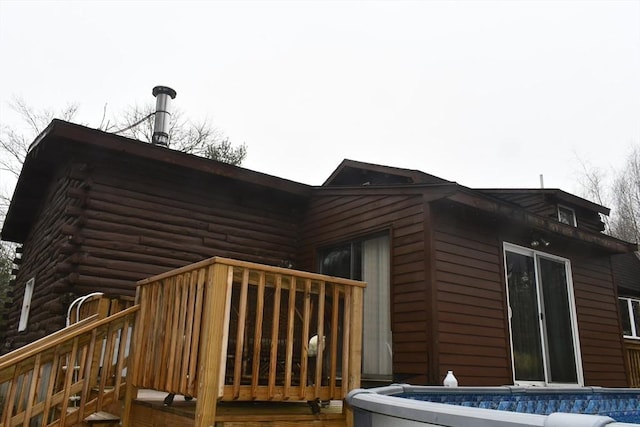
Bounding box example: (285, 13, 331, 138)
(195, 262, 232, 426)
(345, 286, 364, 427)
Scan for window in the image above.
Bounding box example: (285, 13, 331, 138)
(558, 205, 577, 226)
(504, 244, 583, 385)
(18, 277, 35, 332)
(319, 234, 392, 379)
(619, 297, 640, 338)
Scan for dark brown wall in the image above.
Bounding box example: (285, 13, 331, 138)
(65, 156, 303, 297)
(571, 253, 627, 387)
(612, 253, 640, 297)
(4, 163, 86, 350)
(5, 154, 628, 387)
(298, 188, 430, 384)
(431, 200, 627, 387)
(431, 203, 512, 386)
(4, 154, 304, 353)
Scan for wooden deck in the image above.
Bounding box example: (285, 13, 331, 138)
(128, 390, 347, 427)
(0, 257, 363, 427)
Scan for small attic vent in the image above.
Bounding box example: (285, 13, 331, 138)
(151, 85, 177, 147)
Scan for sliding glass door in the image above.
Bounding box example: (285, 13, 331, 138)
(504, 244, 583, 385)
(319, 234, 392, 379)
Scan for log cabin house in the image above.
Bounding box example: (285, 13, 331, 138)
(1, 119, 638, 391)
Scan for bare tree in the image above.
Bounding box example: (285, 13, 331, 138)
(1, 98, 246, 182)
(577, 160, 612, 234)
(609, 147, 640, 243)
(0, 97, 78, 179)
(579, 145, 640, 244)
(0, 98, 246, 211)
(106, 103, 247, 165)
(0, 98, 247, 333)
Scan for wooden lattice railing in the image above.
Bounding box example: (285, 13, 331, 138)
(624, 338, 640, 387)
(0, 305, 138, 427)
(133, 256, 365, 425)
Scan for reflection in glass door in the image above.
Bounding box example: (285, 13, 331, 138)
(319, 234, 392, 379)
(504, 244, 582, 385)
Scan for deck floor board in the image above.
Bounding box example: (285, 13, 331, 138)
(130, 390, 347, 426)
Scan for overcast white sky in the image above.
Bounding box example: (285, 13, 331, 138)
(0, 0, 639, 199)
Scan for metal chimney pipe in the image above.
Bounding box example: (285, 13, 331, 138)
(152, 85, 177, 146)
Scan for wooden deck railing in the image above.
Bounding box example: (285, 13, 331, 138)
(133, 256, 365, 425)
(0, 305, 138, 427)
(624, 338, 640, 387)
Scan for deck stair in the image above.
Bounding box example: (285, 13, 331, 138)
(83, 410, 121, 426)
(0, 303, 137, 427)
(0, 257, 365, 426)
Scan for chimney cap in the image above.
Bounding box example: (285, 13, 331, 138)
(152, 86, 177, 99)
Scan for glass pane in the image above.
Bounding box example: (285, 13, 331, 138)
(320, 244, 353, 278)
(633, 301, 640, 338)
(506, 251, 544, 382)
(362, 236, 392, 377)
(539, 257, 577, 383)
(319, 236, 391, 379)
(558, 206, 576, 226)
(620, 299, 633, 336)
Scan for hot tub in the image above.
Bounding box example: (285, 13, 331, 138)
(346, 384, 640, 427)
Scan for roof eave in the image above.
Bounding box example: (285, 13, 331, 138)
(446, 189, 636, 254)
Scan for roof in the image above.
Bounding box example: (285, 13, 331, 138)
(323, 159, 452, 186)
(1, 120, 311, 242)
(2, 120, 635, 255)
(316, 160, 636, 254)
(477, 188, 610, 215)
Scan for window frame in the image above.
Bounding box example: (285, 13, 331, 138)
(557, 204, 577, 227)
(18, 277, 35, 332)
(619, 296, 640, 339)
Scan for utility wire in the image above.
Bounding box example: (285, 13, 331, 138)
(112, 112, 155, 135)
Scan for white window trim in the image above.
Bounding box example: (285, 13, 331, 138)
(503, 242, 584, 387)
(18, 277, 35, 332)
(557, 205, 577, 227)
(619, 296, 640, 339)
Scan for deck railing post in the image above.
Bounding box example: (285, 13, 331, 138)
(348, 286, 363, 391)
(195, 262, 233, 427)
(122, 287, 143, 426)
(345, 285, 364, 427)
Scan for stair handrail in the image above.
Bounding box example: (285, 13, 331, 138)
(0, 305, 139, 427)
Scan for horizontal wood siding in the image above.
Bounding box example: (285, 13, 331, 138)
(483, 219, 626, 387)
(299, 189, 429, 383)
(432, 204, 511, 386)
(571, 254, 627, 387)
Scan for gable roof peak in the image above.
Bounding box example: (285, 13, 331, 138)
(323, 159, 452, 187)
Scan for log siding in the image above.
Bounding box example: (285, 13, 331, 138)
(3, 156, 305, 354)
(4, 163, 87, 350)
